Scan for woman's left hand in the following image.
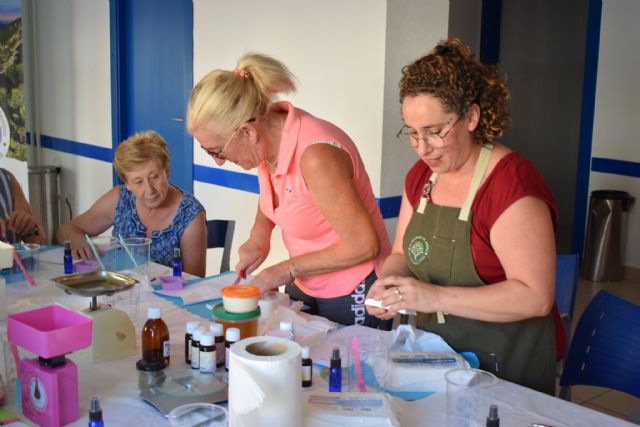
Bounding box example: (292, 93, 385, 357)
(7, 210, 39, 238)
(249, 261, 291, 295)
(366, 275, 439, 319)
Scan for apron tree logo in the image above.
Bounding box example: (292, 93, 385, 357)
(408, 235, 429, 265)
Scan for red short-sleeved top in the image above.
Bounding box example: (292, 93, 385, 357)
(405, 152, 558, 284)
(405, 152, 565, 359)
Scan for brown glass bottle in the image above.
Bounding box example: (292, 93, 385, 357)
(142, 307, 170, 365)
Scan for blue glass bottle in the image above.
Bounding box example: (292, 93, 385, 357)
(63, 241, 73, 274)
(172, 247, 182, 277)
(328, 347, 342, 392)
(88, 395, 104, 427)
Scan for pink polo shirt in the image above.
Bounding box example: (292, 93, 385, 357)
(257, 102, 390, 298)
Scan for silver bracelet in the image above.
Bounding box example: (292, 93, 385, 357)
(289, 258, 301, 280)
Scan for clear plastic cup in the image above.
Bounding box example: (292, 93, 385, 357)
(445, 368, 497, 427)
(90, 236, 120, 271)
(9, 243, 40, 284)
(346, 335, 390, 392)
(168, 403, 228, 427)
(119, 237, 151, 278)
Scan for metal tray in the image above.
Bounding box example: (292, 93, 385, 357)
(51, 270, 138, 298)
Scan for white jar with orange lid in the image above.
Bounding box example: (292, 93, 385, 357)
(221, 285, 260, 313)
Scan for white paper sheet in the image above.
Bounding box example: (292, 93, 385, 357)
(154, 272, 253, 305)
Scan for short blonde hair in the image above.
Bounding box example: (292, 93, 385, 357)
(187, 53, 296, 135)
(113, 131, 170, 181)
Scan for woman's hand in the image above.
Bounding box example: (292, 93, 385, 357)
(6, 210, 39, 237)
(68, 232, 93, 260)
(248, 261, 290, 295)
(365, 275, 439, 320)
(236, 237, 270, 276)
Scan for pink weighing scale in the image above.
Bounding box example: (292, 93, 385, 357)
(7, 304, 92, 427)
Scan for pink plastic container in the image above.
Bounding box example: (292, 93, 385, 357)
(73, 259, 101, 273)
(160, 275, 183, 291)
(7, 304, 92, 358)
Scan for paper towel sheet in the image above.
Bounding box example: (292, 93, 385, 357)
(229, 336, 302, 427)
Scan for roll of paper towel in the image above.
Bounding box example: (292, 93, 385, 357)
(229, 336, 302, 427)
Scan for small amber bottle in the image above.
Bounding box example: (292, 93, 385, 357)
(199, 331, 216, 373)
(301, 346, 312, 387)
(210, 323, 225, 367)
(141, 307, 170, 365)
(184, 321, 200, 364)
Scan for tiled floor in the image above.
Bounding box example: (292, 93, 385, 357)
(557, 275, 640, 423)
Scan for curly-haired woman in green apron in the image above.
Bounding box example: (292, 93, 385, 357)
(366, 38, 559, 395)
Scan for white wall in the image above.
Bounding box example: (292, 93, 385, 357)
(590, 0, 640, 268)
(26, 0, 448, 276)
(193, 0, 448, 274)
(29, 0, 113, 223)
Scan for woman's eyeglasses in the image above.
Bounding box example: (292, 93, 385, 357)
(396, 115, 463, 149)
(204, 118, 256, 161)
(207, 129, 237, 160)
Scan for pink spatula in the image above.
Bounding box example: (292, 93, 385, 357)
(351, 336, 367, 392)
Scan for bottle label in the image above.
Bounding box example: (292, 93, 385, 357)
(163, 341, 170, 358)
(191, 347, 200, 369)
(225, 347, 230, 370)
(216, 341, 225, 366)
(301, 365, 311, 381)
(199, 350, 216, 373)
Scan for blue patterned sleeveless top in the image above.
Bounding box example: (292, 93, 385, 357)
(0, 168, 17, 243)
(112, 185, 205, 266)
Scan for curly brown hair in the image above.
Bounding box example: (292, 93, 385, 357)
(399, 38, 511, 144)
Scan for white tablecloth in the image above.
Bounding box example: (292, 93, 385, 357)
(0, 249, 634, 426)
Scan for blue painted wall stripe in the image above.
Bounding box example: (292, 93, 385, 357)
(40, 134, 113, 163)
(193, 164, 260, 194)
(572, 0, 602, 256)
(39, 132, 640, 221)
(592, 157, 640, 178)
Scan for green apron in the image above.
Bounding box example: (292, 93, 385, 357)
(404, 144, 555, 395)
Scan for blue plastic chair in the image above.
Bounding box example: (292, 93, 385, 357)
(559, 290, 640, 400)
(555, 254, 579, 322)
(554, 254, 579, 375)
(206, 219, 235, 273)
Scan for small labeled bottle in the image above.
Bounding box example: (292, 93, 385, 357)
(280, 321, 295, 340)
(191, 327, 205, 370)
(301, 346, 312, 388)
(64, 241, 73, 274)
(172, 247, 182, 277)
(328, 347, 342, 392)
(185, 321, 200, 364)
(88, 395, 104, 427)
(225, 327, 240, 371)
(210, 323, 225, 367)
(265, 320, 295, 341)
(142, 307, 170, 365)
(199, 331, 216, 373)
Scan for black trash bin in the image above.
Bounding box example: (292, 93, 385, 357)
(581, 190, 634, 282)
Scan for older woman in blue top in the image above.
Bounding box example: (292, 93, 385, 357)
(56, 131, 207, 276)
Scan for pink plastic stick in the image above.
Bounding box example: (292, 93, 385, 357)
(13, 252, 36, 286)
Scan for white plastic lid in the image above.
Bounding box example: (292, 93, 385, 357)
(186, 321, 200, 333)
(279, 320, 293, 332)
(147, 307, 161, 319)
(301, 346, 310, 359)
(226, 327, 240, 342)
(192, 327, 206, 341)
(200, 332, 214, 346)
(209, 323, 224, 337)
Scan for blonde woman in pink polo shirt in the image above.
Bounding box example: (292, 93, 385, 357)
(187, 53, 390, 326)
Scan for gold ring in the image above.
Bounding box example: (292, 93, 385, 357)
(394, 287, 401, 296)
(397, 288, 403, 301)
